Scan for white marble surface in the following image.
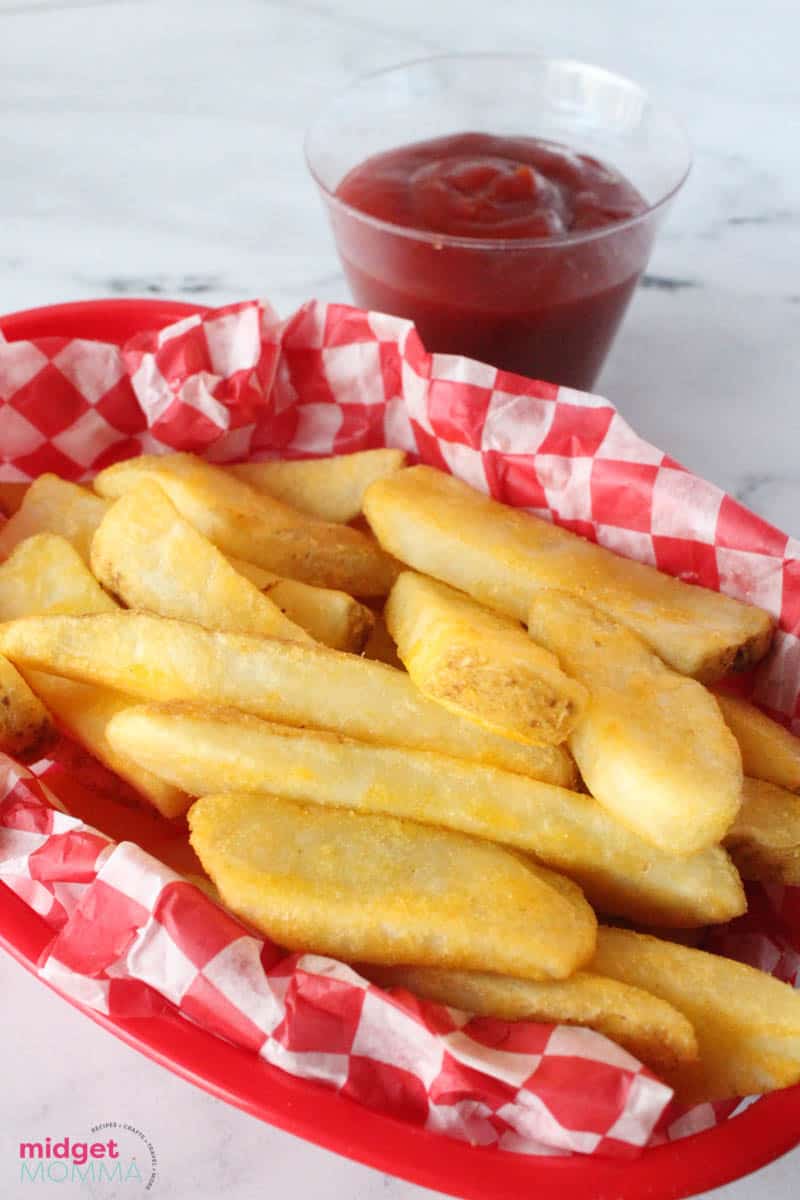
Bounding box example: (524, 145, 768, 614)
(1, 1, 799, 1197)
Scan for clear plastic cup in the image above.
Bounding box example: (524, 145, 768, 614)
(305, 54, 691, 390)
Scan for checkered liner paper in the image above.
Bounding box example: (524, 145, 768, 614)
(1, 299, 800, 1160)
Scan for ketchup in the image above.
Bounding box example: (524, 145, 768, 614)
(333, 133, 651, 389)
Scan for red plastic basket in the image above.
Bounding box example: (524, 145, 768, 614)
(2, 297, 800, 1200)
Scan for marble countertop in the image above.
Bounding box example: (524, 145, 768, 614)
(1, 1, 798, 1197)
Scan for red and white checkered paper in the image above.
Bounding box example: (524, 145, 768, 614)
(1, 298, 800, 1159)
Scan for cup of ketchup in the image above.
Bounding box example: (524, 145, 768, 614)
(306, 55, 691, 391)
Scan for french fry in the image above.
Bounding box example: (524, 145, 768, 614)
(0, 533, 116, 618)
(363, 466, 774, 682)
(262, 577, 373, 652)
(0, 533, 187, 817)
(724, 776, 800, 885)
(188, 791, 597, 980)
(0, 612, 576, 786)
(91, 482, 311, 643)
(0, 655, 53, 759)
(223, 558, 274, 589)
(227, 449, 407, 523)
(363, 963, 698, 1077)
(227, 556, 374, 652)
(386, 571, 587, 745)
(630, 926, 706, 948)
(26, 674, 189, 818)
(521, 859, 593, 911)
(94, 452, 397, 596)
(715, 692, 800, 793)
(528, 590, 743, 855)
(0, 474, 109, 564)
(0, 482, 29, 516)
(591, 926, 800, 1103)
(106, 703, 746, 928)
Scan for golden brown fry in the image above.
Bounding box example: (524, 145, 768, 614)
(94, 452, 396, 596)
(188, 791, 596, 980)
(224, 557, 275, 589)
(724, 776, 800, 885)
(592, 926, 800, 1104)
(0, 655, 52, 759)
(262, 578, 372, 652)
(363, 465, 774, 682)
(622, 924, 706, 949)
(227, 449, 407, 523)
(27, 674, 189, 818)
(227, 556, 374, 652)
(0, 533, 187, 817)
(106, 702, 745, 928)
(715, 692, 800, 793)
(223, 557, 274, 589)
(0, 482, 29, 516)
(529, 590, 743, 855)
(363, 963, 698, 1077)
(0, 612, 575, 786)
(0, 533, 116, 618)
(91, 481, 310, 642)
(0, 474, 109, 564)
(387, 571, 587, 746)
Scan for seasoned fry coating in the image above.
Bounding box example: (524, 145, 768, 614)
(227, 556, 374, 652)
(0, 655, 52, 759)
(28, 674, 189, 818)
(227, 449, 407, 523)
(0, 534, 116, 618)
(363, 963, 698, 1076)
(0, 533, 186, 817)
(3, 455, 791, 1111)
(94, 452, 396, 596)
(188, 792, 596, 979)
(592, 926, 800, 1104)
(716, 692, 800, 793)
(529, 591, 743, 855)
(386, 572, 587, 745)
(0, 474, 109, 564)
(0, 613, 576, 785)
(626, 925, 705, 948)
(363, 466, 774, 681)
(224, 558, 276, 589)
(724, 776, 800, 885)
(107, 702, 745, 928)
(91, 482, 310, 642)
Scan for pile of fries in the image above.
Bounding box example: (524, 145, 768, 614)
(1, 449, 800, 1108)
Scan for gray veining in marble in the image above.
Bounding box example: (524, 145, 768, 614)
(1, 1, 799, 1197)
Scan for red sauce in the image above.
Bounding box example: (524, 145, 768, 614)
(334, 133, 651, 389)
